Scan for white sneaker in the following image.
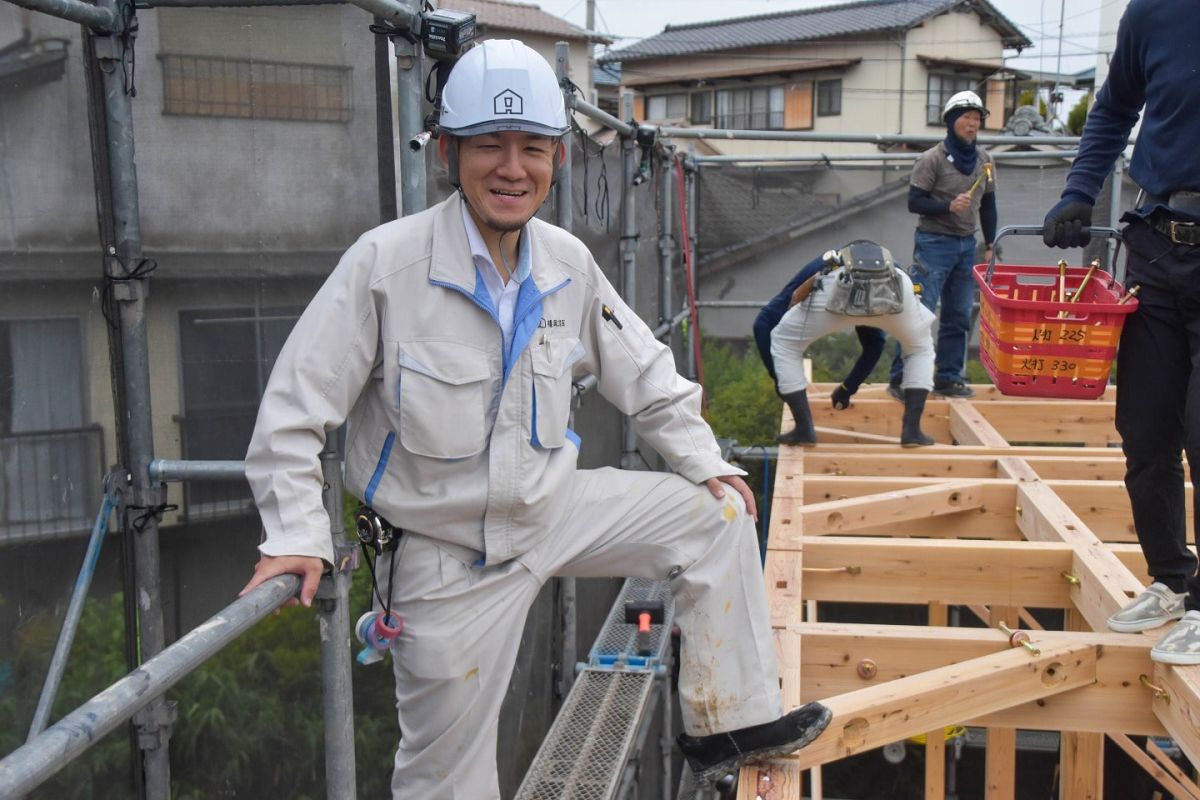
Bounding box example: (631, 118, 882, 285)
(1151, 611, 1200, 665)
(1107, 582, 1187, 633)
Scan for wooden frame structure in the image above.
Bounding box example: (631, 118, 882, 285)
(740, 383, 1200, 800)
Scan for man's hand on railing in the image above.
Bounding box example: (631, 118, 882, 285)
(239, 555, 325, 608)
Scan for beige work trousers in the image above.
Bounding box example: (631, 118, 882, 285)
(771, 269, 937, 395)
(384, 466, 783, 799)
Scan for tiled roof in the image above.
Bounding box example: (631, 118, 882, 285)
(453, 0, 610, 43)
(602, 0, 1029, 63)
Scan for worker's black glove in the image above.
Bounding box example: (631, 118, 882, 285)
(1042, 196, 1094, 248)
(830, 383, 854, 410)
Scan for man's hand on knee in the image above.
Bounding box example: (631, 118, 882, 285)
(705, 475, 758, 521)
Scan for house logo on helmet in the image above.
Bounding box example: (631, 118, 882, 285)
(494, 90, 523, 116)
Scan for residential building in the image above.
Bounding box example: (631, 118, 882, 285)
(600, 0, 1032, 156)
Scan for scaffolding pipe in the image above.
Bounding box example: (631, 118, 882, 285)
(553, 41, 578, 705)
(658, 152, 675, 348)
(8, 0, 117, 29)
(89, 7, 174, 793)
(619, 91, 640, 471)
(693, 149, 1081, 164)
(567, 93, 636, 138)
(149, 459, 245, 482)
(136, 0, 339, 6)
(554, 42, 573, 233)
(343, 0, 416, 28)
(317, 440, 357, 797)
(1108, 154, 1125, 277)
(657, 127, 1097, 147)
(0, 576, 301, 798)
(390, 1, 426, 216)
(684, 152, 698, 383)
(27, 491, 119, 741)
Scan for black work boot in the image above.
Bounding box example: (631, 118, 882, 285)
(678, 702, 833, 786)
(830, 382, 853, 410)
(901, 388, 935, 447)
(777, 390, 816, 446)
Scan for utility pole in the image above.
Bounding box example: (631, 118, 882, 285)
(1051, 0, 1066, 125)
(586, 0, 596, 104)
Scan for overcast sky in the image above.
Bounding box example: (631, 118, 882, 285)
(532, 0, 1109, 75)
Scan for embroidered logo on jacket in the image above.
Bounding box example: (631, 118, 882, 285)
(538, 318, 567, 328)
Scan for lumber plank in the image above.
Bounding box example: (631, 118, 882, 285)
(794, 623, 1163, 736)
(984, 726, 1016, 800)
(1149, 664, 1200, 773)
(800, 537, 1074, 608)
(774, 482, 983, 544)
(948, 399, 1011, 448)
(790, 641, 1098, 770)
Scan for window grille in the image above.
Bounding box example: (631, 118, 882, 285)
(817, 79, 842, 117)
(160, 54, 352, 122)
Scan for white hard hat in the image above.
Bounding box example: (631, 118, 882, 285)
(942, 90, 989, 123)
(439, 39, 569, 138)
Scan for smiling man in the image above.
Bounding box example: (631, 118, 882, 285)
(238, 39, 829, 798)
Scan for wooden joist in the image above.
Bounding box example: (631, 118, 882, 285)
(757, 382, 1200, 797)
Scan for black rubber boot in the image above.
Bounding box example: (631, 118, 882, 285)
(830, 382, 853, 410)
(777, 389, 817, 446)
(901, 388, 935, 447)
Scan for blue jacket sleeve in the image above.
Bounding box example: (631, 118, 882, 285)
(1062, 2, 1146, 203)
(908, 185, 950, 216)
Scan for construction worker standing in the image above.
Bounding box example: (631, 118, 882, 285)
(1041, 0, 1200, 664)
(888, 90, 997, 400)
(237, 39, 829, 797)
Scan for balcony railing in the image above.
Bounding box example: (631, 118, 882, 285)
(0, 425, 104, 544)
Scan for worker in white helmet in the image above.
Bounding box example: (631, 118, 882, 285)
(886, 89, 998, 401)
(238, 39, 829, 798)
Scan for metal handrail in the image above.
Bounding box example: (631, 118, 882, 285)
(0, 575, 301, 797)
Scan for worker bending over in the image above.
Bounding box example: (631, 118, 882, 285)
(771, 240, 936, 447)
(238, 40, 830, 797)
(753, 249, 887, 411)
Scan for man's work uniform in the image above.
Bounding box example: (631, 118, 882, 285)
(245, 193, 783, 798)
(771, 266, 935, 395)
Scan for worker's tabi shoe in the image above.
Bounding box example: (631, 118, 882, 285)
(777, 389, 817, 446)
(931, 379, 976, 398)
(900, 388, 935, 448)
(1151, 610, 1200, 665)
(885, 379, 904, 402)
(677, 702, 832, 786)
(1108, 582, 1187, 632)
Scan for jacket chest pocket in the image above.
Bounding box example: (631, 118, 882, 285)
(531, 336, 583, 449)
(397, 339, 495, 458)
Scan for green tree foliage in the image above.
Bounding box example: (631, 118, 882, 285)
(0, 529, 400, 799)
(1067, 92, 1092, 136)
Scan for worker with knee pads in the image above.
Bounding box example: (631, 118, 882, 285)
(771, 240, 936, 448)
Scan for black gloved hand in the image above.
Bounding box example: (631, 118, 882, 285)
(830, 383, 853, 410)
(1042, 196, 1094, 248)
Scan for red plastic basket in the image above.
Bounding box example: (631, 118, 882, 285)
(972, 261, 1138, 399)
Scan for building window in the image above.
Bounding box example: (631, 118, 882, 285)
(0, 318, 101, 542)
(716, 85, 785, 130)
(927, 73, 980, 125)
(646, 92, 689, 121)
(690, 90, 713, 126)
(160, 54, 352, 123)
(816, 79, 842, 116)
(178, 307, 301, 517)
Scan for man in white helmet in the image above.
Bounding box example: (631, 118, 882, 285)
(886, 89, 998, 401)
(238, 39, 829, 798)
